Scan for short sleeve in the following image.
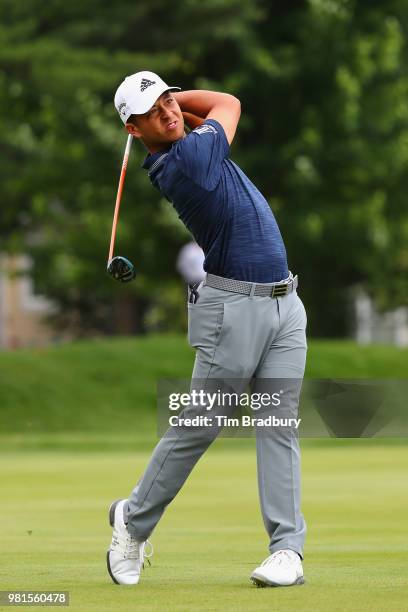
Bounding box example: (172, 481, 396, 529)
(172, 119, 230, 190)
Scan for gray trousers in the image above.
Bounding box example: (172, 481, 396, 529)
(125, 280, 307, 558)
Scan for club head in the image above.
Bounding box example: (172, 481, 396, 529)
(107, 256, 136, 283)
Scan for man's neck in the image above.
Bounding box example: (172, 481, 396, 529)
(145, 132, 187, 155)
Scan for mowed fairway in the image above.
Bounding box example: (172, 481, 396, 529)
(1, 442, 407, 612)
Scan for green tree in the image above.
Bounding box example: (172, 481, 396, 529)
(0, 0, 259, 333)
(232, 0, 408, 334)
(0, 0, 407, 336)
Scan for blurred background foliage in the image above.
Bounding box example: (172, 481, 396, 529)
(0, 0, 407, 337)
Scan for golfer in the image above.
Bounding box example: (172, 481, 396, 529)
(108, 71, 307, 588)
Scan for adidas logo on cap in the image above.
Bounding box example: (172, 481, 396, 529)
(140, 78, 156, 92)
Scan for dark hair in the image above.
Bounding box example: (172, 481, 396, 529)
(126, 114, 138, 126)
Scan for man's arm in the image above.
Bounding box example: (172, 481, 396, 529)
(175, 90, 241, 144)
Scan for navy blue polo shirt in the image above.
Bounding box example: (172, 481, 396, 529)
(142, 119, 288, 283)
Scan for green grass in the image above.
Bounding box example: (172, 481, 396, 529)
(0, 335, 407, 437)
(1, 336, 407, 608)
(0, 335, 193, 434)
(1, 442, 407, 611)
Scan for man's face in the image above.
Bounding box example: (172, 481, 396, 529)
(126, 91, 185, 152)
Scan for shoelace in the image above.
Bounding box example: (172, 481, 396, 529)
(113, 528, 154, 565)
(143, 540, 154, 567)
(261, 550, 297, 568)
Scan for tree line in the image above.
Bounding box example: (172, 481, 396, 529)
(1, 0, 407, 336)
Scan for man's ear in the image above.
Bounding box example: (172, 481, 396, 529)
(125, 121, 142, 138)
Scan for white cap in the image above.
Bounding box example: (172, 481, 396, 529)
(114, 70, 181, 124)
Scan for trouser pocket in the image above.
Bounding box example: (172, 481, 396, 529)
(187, 302, 225, 349)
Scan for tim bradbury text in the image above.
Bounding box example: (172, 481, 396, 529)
(168, 415, 302, 428)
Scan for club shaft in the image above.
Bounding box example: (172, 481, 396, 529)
(108, 134, 133, 262)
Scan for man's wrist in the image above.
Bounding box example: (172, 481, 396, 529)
(174, 90, 211, 118)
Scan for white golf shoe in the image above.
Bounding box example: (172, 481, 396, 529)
(250, 549, 305, 587)
(106, 499, 153, 585)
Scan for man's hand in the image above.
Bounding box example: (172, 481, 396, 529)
(175, 90, 241, 144)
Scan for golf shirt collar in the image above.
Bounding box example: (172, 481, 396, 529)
(142, 151, 164, 170)
(142, 132, 187, 172)
(142, 144, 172, 171)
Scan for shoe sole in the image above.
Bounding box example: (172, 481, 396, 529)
(107, 498, 126, 585)
(251, 574, 305, 588)
(106, 551, 120, 585)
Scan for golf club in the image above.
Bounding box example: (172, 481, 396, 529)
(107, 133, 136, 283)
